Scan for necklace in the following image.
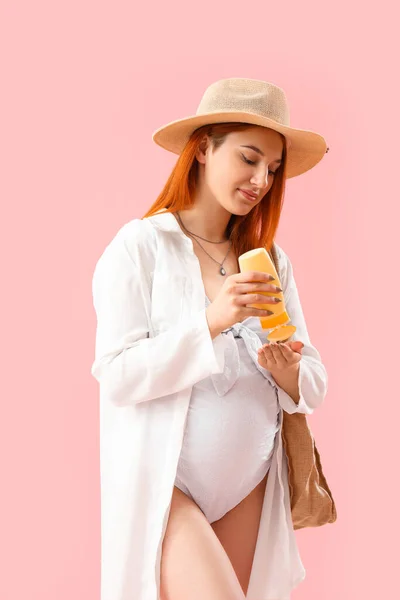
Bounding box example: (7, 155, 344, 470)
(176, 211, 232, 276)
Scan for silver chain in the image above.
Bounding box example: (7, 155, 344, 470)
(176, 211, 232, 276)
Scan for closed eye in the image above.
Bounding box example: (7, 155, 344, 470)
(240, 153, 278, 175)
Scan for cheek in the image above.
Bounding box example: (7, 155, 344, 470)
(207, 163, 232, 191)
(206, 158, 251, 194)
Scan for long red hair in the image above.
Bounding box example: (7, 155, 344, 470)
(142, 122, 288, 257)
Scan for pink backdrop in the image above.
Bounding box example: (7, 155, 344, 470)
(1, 0, 398, 598)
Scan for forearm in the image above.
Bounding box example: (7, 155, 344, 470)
(270, 363, 300, 404)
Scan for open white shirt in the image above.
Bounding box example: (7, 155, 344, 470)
(91, 209, 328, 600)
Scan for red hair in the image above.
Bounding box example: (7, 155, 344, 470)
(142, 122, 288, 258)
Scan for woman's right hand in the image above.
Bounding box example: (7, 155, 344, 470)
(205, 271, 283, 338)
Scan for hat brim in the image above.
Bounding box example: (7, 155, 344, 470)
(152, 111, 328, 179)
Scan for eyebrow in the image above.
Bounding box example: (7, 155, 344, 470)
(239, 145, 282, 164)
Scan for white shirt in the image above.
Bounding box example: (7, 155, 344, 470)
(91, 209, 328, 600)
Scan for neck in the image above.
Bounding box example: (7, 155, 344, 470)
(175, 204, 232, 243)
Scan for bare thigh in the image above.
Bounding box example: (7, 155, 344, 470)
(160, 485, 246, 600)
(210, 471, 269, 596)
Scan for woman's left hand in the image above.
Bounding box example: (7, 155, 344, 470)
(257, 340, 304, 372)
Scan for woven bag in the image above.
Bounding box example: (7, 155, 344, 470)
(269, 243, 337, 529)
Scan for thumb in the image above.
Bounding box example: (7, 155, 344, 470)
(288, 341, 304, 353)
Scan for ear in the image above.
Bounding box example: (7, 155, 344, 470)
(195, 135, 211, 165)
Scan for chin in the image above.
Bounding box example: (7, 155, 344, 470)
(228, 206, 253, 219)
(235, 202, 253, 212)
(235, 197, 257, 213)
(219, 191, 256, 215)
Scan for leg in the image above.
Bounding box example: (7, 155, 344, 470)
(210, 471, 269, 596)
(160, 485, 246, 600)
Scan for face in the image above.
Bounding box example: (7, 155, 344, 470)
(195, 126, 284, 214)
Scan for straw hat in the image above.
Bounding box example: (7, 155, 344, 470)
(152, 77, 329, 179)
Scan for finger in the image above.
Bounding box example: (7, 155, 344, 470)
(281, 344, 299, 366)
(257, 351, 269, 369)
(269, 342, 285, 365)
(277, 343, 288, 367)
(289, 341, 304, 353)
(258, 348, 275, 370)
(279, 343, 293, 362)
(263, 344, 277, 365)
(280, 343, 301, 366)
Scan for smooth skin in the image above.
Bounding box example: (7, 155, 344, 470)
(160, 126, 287, 599)
(160, 473, 268, 600)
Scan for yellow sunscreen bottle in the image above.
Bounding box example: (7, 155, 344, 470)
(238, 247, 296, 342)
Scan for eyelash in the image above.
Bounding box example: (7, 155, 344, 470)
(240, 153, 278, 175)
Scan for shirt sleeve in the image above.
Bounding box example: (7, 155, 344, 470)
(90, 226, 226, 407)
(271, 245, 329, 415)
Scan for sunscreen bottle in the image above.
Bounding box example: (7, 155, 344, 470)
(238, 247, 296, 342)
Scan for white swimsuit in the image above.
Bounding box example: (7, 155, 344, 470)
(174, 295, 281, 524)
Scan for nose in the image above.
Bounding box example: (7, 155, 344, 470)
(250, 167, 270, 189)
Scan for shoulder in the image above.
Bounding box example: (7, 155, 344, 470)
(273, 241, 295, 297)
(93, 217, 156, 274)
(273, 241, 291, 273)
(114, 217, 155, 250)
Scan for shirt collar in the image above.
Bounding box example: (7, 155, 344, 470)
(146, 209, 184, 234)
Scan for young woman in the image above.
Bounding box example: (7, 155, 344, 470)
(91, 78, 329, 600)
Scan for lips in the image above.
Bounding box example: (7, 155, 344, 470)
(238, 189, 258, 201)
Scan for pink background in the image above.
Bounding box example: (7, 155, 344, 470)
(1, 1, 398, 599)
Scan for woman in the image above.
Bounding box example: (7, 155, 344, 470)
(91, 78, 329, 600)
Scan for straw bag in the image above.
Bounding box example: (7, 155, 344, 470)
(269, 243, 337, 530)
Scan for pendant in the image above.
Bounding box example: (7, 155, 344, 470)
(220, 266, 226, 276)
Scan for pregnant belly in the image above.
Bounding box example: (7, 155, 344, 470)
(179, 367, 280, 480)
